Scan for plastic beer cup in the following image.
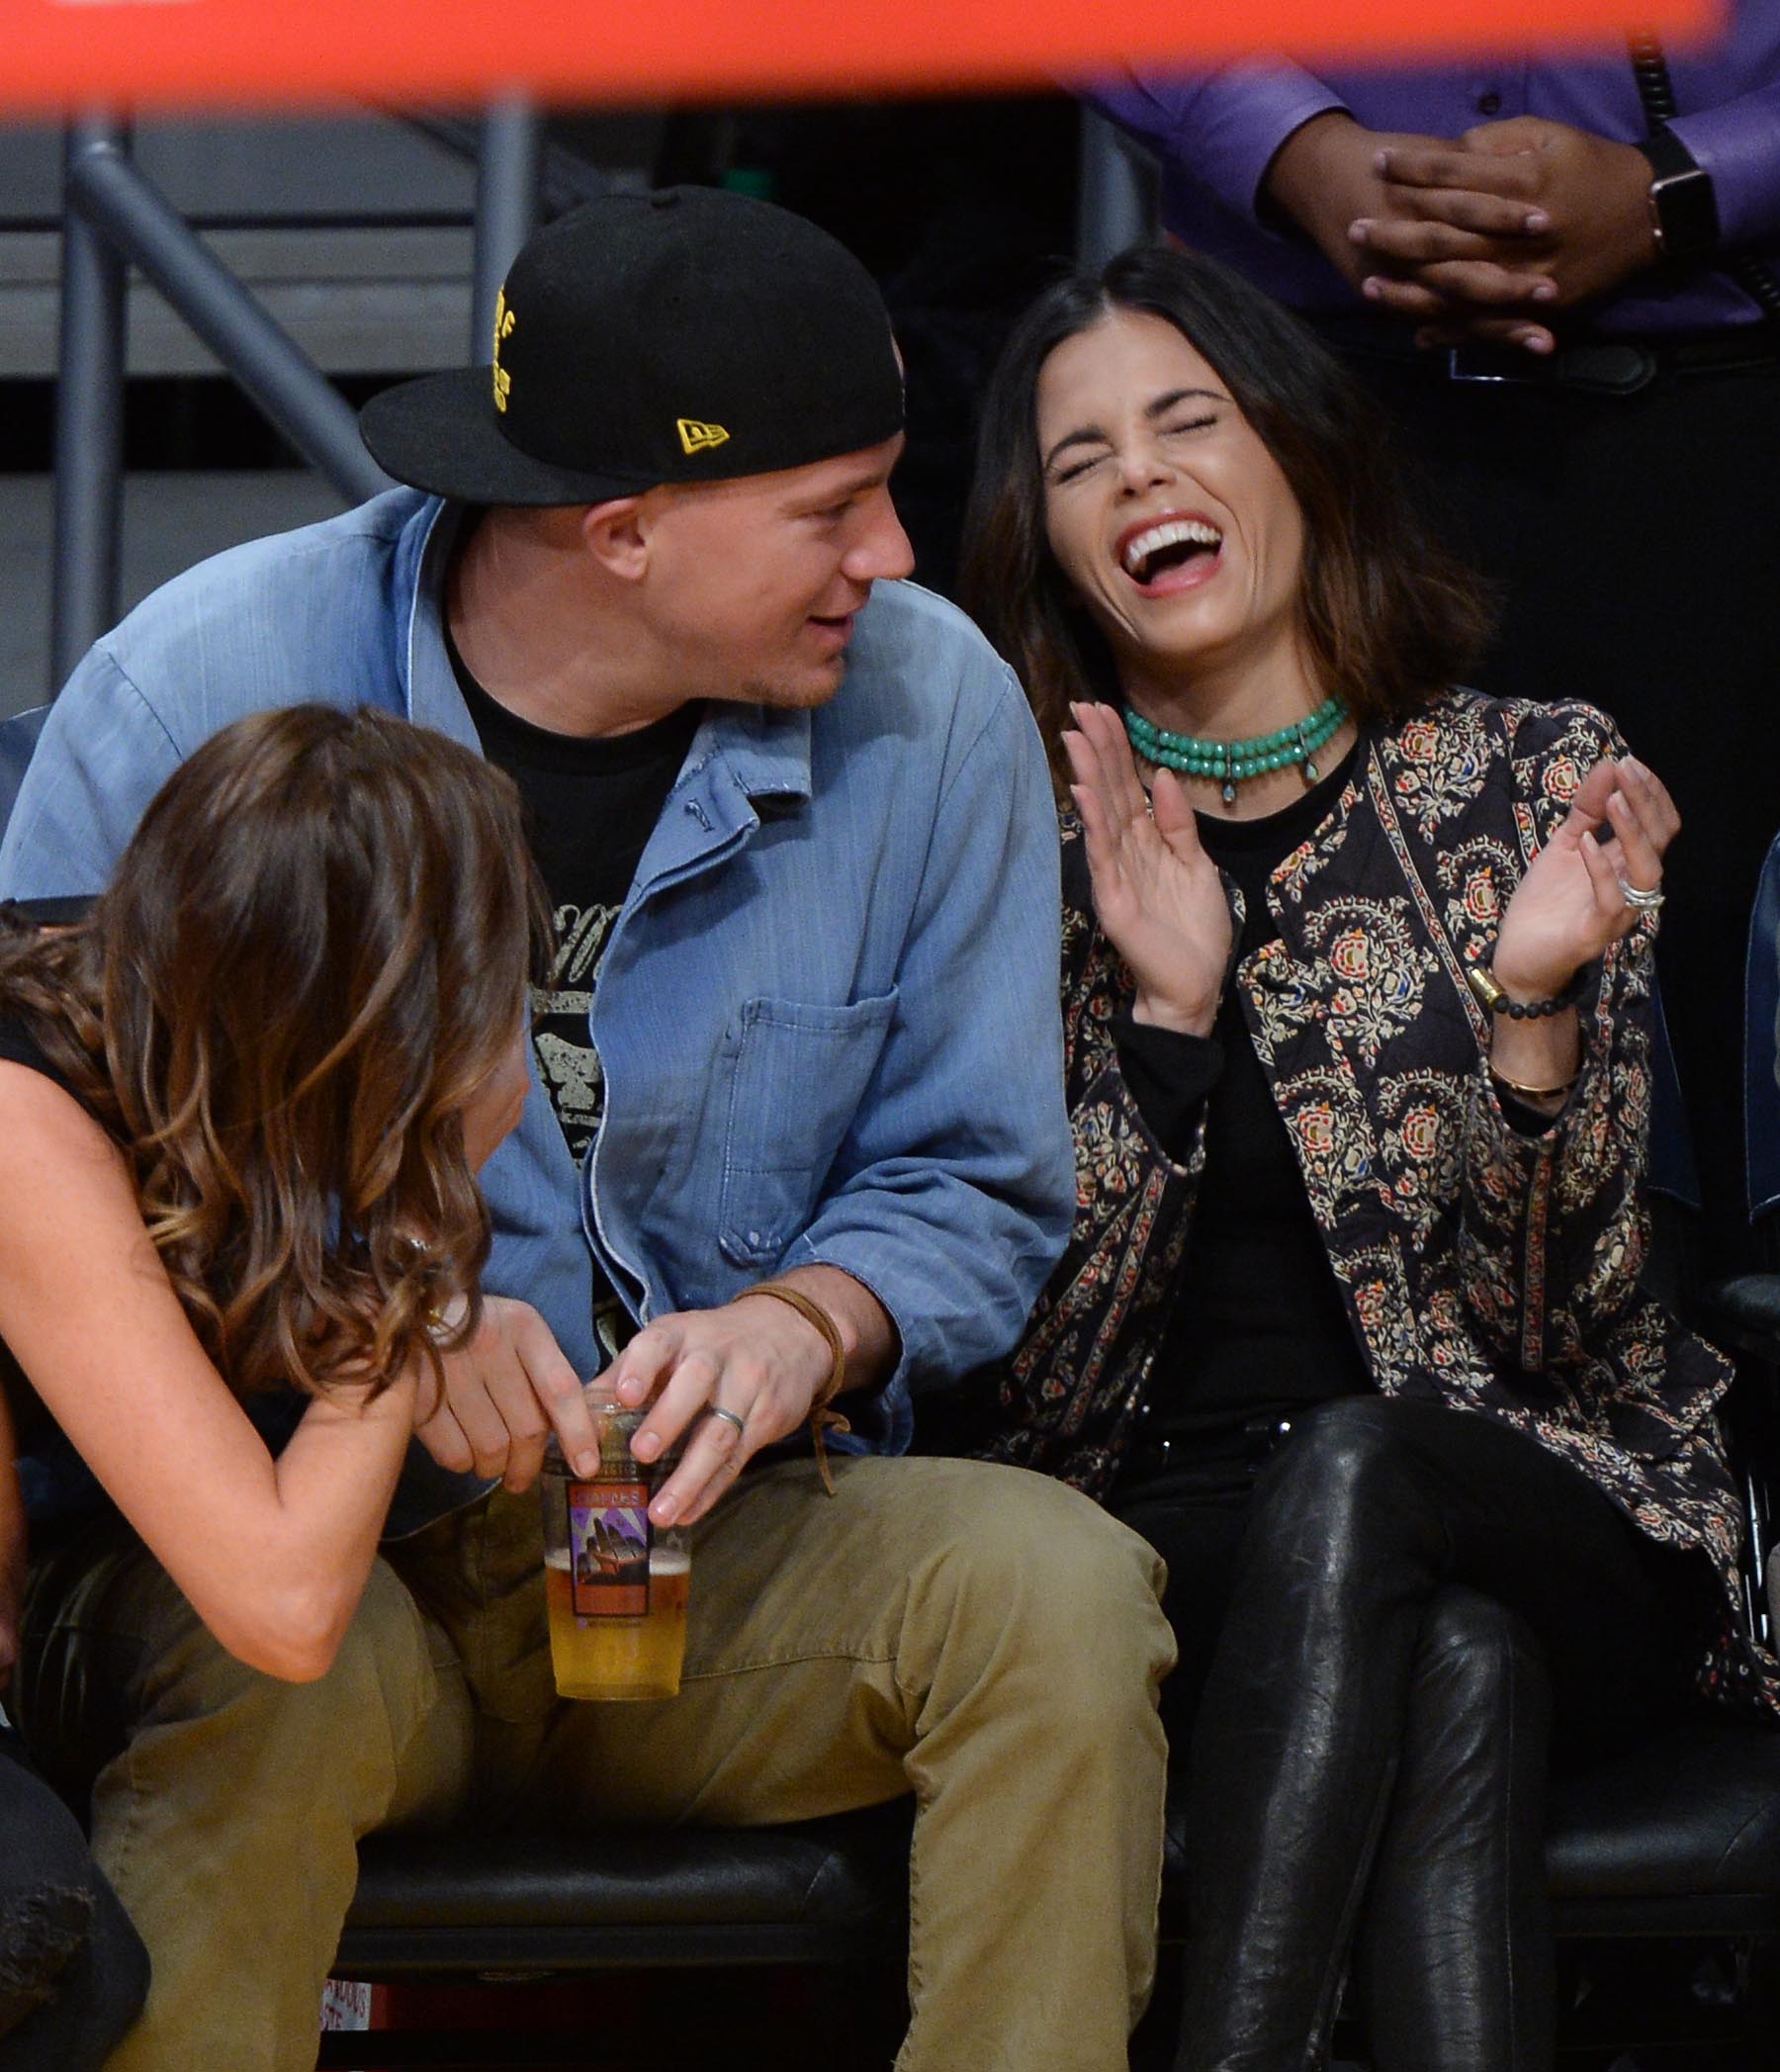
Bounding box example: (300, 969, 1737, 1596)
(540, 1379, 691, 1701)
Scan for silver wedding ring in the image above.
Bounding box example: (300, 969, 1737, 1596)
(1618, 875, 1665, 914)
(706, 1404, 748, 1441)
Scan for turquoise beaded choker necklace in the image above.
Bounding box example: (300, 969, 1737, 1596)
(1123, 695, 1349, 805)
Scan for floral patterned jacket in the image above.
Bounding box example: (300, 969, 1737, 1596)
(984, 690, 1772, 1704)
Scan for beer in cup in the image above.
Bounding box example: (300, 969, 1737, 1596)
(540, 1379, 691, 1701)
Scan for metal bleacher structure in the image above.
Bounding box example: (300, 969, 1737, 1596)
(16, 103, 1780, 2068)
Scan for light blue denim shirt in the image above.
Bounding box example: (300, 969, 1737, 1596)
(0, 492, 1073, 1529)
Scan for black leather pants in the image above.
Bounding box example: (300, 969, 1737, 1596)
(1115, 1394, 1703, 2072)
(1351, 1584, 1553, 2072)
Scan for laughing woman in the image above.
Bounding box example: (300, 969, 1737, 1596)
(957, 247, 1766, 2072)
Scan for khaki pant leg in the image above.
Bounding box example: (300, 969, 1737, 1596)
(527, 1457, 1175, 2072)
(15, 1519, 475, 2072)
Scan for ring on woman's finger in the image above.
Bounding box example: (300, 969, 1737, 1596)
(1617, 875, 1664, 914)
(705, 1404, 748, 1441)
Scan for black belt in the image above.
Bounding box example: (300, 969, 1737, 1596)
(1121, 1413, 1298, 1490)
(1313, 318, 1780, 398)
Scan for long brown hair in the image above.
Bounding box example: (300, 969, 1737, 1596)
(959, 246, 1492, 790)
(0, 705, 551, 1399)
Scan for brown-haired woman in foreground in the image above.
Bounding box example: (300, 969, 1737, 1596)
(0, 706, 545, 2060)
(958, 247, 1768, 2070)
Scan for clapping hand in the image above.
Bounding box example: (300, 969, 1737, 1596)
(1064, 702, 1232, 1038)
(1491, 755, 1678, 1001)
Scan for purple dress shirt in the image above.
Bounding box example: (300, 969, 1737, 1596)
(1085, 6, 1780, 335)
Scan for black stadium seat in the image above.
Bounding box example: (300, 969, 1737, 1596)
(1547, 1721, 1780, 1938)
(339, 1809, 913, 1978)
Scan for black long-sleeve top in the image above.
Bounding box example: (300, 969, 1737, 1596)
(1111, 749, 1372, 1463)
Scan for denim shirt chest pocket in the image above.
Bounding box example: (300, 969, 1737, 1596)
(717, 990, 899, 1267)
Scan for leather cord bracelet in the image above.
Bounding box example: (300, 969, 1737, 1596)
(736, 1280, 850, 1496)
(1465, 961, 1584, 1022)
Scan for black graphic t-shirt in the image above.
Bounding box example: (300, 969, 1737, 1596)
(449, 632, 702, 1354)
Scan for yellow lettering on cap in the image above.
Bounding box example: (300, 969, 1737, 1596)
(492, 290, 516, 414)
(676, 417, 731, 456)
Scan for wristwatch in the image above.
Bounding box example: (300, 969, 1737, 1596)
(1636, 125, 1720, 268)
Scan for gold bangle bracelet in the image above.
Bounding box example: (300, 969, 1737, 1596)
(735, 1280, 850, 1496)
(1488, 1064, 1577, 1104)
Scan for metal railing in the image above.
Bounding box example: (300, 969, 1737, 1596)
(1076, 111, 1159, 269)
(402, 106, 617, 358)
(48, 100, 556, 690)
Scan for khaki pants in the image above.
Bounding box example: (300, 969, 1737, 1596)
(17, 1457, 1173, 2072)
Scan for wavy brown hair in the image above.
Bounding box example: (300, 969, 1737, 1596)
(0, 705, 551, 1400)
(959, 245, 1492, 790)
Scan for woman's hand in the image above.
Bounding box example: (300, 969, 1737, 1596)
(409, 1293, 597, 1493)
(1064, 701, 1232, 1037)
(1491, 755, 1677, 1002)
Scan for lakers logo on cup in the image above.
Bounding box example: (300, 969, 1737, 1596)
(676, 417, 730, 456)
(491, 290, 516, 414)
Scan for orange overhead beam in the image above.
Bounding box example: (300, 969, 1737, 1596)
(1, 0, 1720, 115)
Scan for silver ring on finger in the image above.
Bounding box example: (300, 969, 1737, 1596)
(1617, 874, 1664, 914)
(705, 1404, 748, 1441)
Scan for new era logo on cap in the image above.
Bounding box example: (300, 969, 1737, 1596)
(677, 417, 731, 456)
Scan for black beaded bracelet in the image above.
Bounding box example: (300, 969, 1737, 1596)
(1465, 962, 1583, 1021)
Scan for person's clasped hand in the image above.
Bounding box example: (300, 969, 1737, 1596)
(1349, 118, 1659, 355)
(1264, 113, 1556, 342)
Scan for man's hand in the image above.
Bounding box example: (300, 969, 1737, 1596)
(412, 1294, 599, 1493)
(1351, 118, 1658, 352)
(1265, 111, 1555, 307)
(608, 1266, 894, 1529)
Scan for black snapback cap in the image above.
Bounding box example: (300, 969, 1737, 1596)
(359, 187, 905, 506)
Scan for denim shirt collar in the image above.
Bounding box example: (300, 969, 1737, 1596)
(401, 499, 483, 753)
(640, 702, 813, 883)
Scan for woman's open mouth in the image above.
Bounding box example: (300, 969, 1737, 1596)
(1117, 515, 1224, 595)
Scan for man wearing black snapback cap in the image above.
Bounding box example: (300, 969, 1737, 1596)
(1, 189, 1173, 2071)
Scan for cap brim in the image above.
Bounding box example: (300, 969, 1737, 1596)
(358, 369, 658, 507)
